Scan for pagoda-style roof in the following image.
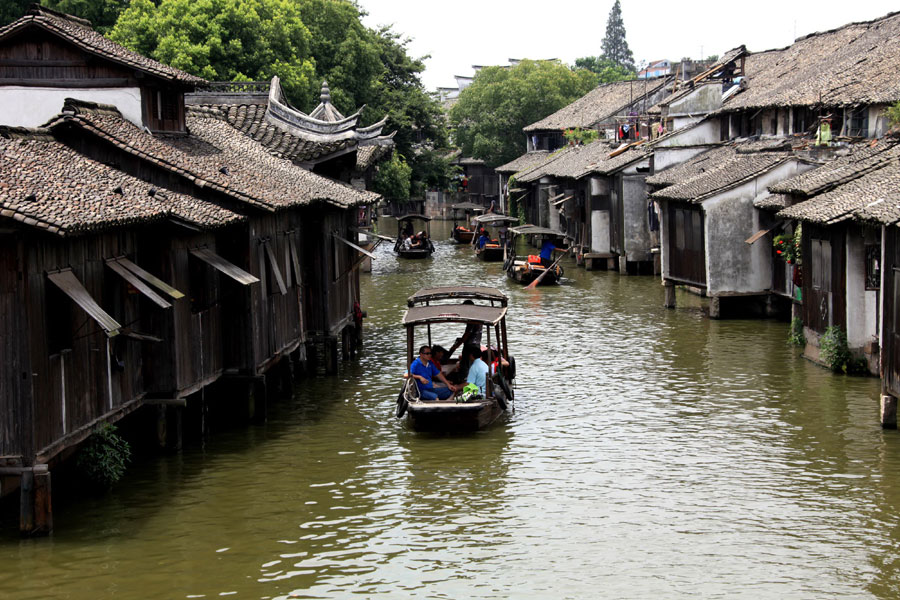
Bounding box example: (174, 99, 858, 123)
(186, 77, 395, 167)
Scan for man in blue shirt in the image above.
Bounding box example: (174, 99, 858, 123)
(540, 236, 566, 267)
(410, 345, 457, 400)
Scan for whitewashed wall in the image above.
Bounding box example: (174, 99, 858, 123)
(0, 87, 143, 127)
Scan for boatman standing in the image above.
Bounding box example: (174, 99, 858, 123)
(540, 235, 567, 267)
(410, 345, 457, 400)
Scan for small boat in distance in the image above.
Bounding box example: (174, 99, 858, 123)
(394, 214, 435, 259)
(396, 286, 515, 431)
(472, 214, 518, 262)
(449, 201, 485, 244)
(505, 224, 566, 285)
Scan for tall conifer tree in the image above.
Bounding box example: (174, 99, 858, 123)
(601, 0, 635, 71)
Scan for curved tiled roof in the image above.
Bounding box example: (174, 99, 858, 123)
(778, 160, 900, 224)
(523, 79, 668, 132)
(0, 5, 204, 86)
(0, 131, 240, 236)
(188, 104, 353, 164)
(646, 144, 735, 187)
(495, 151, 549, 174)
(651, 146, 793, 203)
(722, 11, 900, 111)
(49, 101, 379, 211)
(768, 140, 900, 196)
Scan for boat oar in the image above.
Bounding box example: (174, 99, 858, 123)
(525, 252, 564, 289)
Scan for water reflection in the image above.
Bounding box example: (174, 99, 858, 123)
(2, 217, 900, 599)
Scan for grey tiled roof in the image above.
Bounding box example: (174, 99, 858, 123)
(768, 140, 900, 196)
(50, 101, 379, 211)
(188, 104, 354, 163)
(0, 130, 241, 236)
(651, 146, 793, 203)
(523, 78, 668, 132)
(779, 160, 900, 224)
(495, 151, 549, 174)
(0, 6, 204, 85)
(754, 193, 791, 211)
(646, 144, 735, 186)
(516, 147, 577, 183)
(722, 11, 900, 111)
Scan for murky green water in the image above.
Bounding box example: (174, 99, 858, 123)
(3, 219, 899, 599)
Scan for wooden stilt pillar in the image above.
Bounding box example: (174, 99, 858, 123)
(19, 466, 52, 536)
(306, 341, 319, 376)
(156, 405, 168, 450)
(709, 296, 721, 319)
(341, 327, 351, 361)
(250, 377, 268, 423)
(278, 359, 294, 400)
(325, 337, 339, 375)
(664, 281, 676, 309)
(882, 394, 898, 429)
(618, 256, 628, 274)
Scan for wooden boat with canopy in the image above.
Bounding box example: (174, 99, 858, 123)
(505, 224, 565, 285)
(394, 214, 435, 258)
(449, 201, 485, 244)
(396, 286, 515, 431)
(472, 214, 518, 262)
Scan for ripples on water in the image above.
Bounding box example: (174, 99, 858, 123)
(2, 220, 900, 599)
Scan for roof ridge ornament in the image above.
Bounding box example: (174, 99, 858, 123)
(320, 81, 332, 104)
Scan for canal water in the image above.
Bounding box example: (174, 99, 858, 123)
(3, 219, 899, 599)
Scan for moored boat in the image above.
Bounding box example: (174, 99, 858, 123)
(472, 214, 518, 262)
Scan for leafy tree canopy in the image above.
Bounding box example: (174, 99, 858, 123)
(110, 0, 319, 104)
(449, 60, 598, 168)
(601, 0, 635, 71)
(373, 153, 412, 201)
(574, 56, 635, 83)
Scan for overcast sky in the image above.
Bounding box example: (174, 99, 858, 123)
(359, 1, 900, 91)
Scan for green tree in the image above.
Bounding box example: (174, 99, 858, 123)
(449, 60, 598, 168)
(601, 0, 635, 71)
(110, 0, 318, 104)
(888, 101, 900, 129)
(0, 0, 33, 27)
(574, 56, 635, 83)
(46, 0, 129, 33)
(373, 153, 412, 201)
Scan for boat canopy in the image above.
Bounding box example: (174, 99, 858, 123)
(473, 214, 518, 225)
(509, 224, 564, 236)
(450, 202, 485, 211)
(396, 213, 432, 222)
(403, 304, 507, 326)
(407, 285, 507, 307)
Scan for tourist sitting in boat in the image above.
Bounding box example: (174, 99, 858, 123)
(431, 345, 448, 372)
(464, 343, 489, 396)
(409, 345, 457, 400)
(540, 236, 567, 267)
(401, 220, 414, 238)
(477, 230, 490, 249)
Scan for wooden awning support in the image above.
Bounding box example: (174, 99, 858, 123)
(548, 192, 565, 204)
(189, 247, 259, 285)
(262, 241, 288, 295)
(552, 195, 574, 207)
(745, 220, 784, 244)
(333, 232, 376, 259)
(46, 269, 121, 336)
(114, 257, 184, 299)
(105, 259, 171, 309)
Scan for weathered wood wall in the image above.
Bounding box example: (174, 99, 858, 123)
(802, 223, 847, 334)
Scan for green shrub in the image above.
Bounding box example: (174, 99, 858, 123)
(819, 326, 852, 373)
(788, 317, 805, 347)
(76, 423, 131, 488)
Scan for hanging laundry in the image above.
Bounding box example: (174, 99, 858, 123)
(816, 121, 832, 146)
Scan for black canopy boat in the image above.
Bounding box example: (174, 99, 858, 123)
(449, 202, 485, 244)
(396, 286, 516, 431)
(472, 214, 518, 262)
(394, 214, 435, 258)
(505, 224, 566, 285)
